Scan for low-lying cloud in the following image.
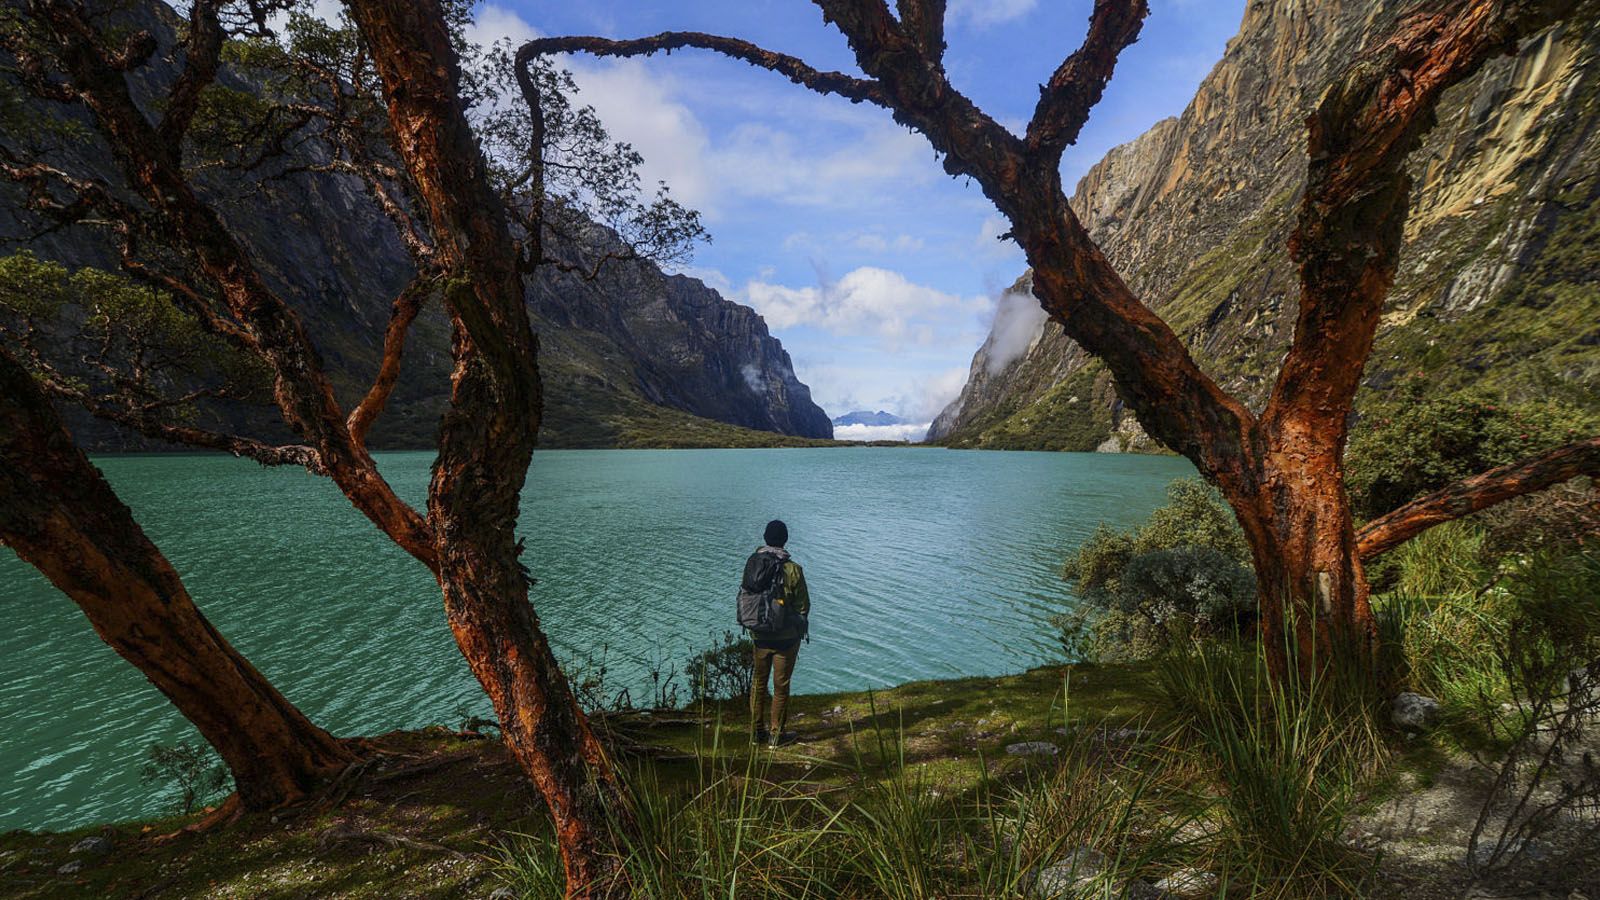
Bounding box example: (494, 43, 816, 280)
(984, 285, 1048, 374)
(834, 422, 932, 443)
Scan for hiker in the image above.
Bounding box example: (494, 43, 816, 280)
(737, 519, 810, 748)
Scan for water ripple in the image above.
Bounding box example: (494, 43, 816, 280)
(0, 447, 1191, 830)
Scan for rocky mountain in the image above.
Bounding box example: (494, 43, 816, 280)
(930, 0, 1600, 451)
(832, 410, 906, 427)
(0, 2, 831, 451)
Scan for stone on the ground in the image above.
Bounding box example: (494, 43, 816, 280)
(56, 860, 83, 875)
(69, 836, 113, 857)
(487, 887, 517, 900)
(1153, 867, 1219, 897)
(1005, 741, 1059, 757)
(1469, 836, 1552, 869)
(1391, 692, 1441, 731)
(1031, 847, 1105, 897)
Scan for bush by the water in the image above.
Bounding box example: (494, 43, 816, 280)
(685, 630, 754, 703)
(1057, 478, 1254, 661)
(139, 741, 230, 816)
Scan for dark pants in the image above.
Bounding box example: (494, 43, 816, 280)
(750, 642, 798, 735)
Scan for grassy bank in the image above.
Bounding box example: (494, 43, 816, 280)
(1, 665, 1159, 899)
(8, 654, 1592, 899)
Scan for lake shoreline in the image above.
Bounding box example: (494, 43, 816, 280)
(3, 661, 1572, 900)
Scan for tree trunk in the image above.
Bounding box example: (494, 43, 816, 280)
(1234, 434, 1375, 680)
(344, 2, 628, 894)
(0, 348, 354, 809)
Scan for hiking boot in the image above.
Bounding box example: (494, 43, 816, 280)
(752, 729, 770, 745)
(767, 731, 800, 748)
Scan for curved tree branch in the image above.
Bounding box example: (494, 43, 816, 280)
(33, 373, 324, 471)
(895, 0, 946, 66)
(517, 32, 889, 107)
(1357, 436, 1600, 559)
(159, 0, 223, 150)
(347, 275, 432, 449)
(1025, 0, 1148, 162)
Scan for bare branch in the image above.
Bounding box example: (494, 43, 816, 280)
(1024, 0, 1148, 161)
(38, 374, 325, 472)
(895, 0, 946, 66)
(517, 33, 889, 107)
(1357, 436, 1600, 559)
(160, 0, 224, 149)
(346, 275, 432, 448)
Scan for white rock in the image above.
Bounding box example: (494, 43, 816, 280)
(1005, 741, 1060, 757)
(69, 836, 113, 857)
(1154, 867, 1219, 897)
(1032, 847, 1105, 898)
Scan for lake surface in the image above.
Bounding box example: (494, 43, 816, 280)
(0, 447, 1192, 830)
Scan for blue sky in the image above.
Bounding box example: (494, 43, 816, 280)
(465, 0, 1247, 425)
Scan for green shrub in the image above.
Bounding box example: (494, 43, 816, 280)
(139, 741, 230, 816)
(1347, 382, 1594, 520)
(685, 630, 753, 704)
(1059, 479, 1253, 660)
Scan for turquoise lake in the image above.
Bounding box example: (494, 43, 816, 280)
(0, 447, 1193, 830)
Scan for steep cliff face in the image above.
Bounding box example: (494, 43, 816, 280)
(530, 224, 832, 446)
(0, 3, 830, 450)
(930, 0, 1600, 450)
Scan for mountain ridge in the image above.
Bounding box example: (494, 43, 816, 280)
(930, 0, 1600, 451)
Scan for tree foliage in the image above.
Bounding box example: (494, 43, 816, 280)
(1347, 380, 1595, 520)
(0, 250, 271, 423)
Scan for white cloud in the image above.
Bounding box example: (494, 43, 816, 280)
(835, 422, 932, 443)
(565, 60, 719, 213)
(948, 0, 1039, 28)
(984, 284, 1049, 373)
(741, 267, 987, 340)
(912, 365, 974, 421)
(852, 232, 926, 254)
(466, 3, 539, 47)
(974, 214, 1021, 259)
(708, 122, 929, 209)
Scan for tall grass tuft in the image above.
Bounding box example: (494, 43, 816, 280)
(495, 683, 1200, 898)
(1156, 635, 1381, 897)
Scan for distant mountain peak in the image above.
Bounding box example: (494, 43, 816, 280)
(831, 410, 906, 427)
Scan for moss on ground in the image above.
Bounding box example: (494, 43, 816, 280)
(0, 664, 1160, 899)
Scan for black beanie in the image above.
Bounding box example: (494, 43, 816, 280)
(763, 519, 788, 548)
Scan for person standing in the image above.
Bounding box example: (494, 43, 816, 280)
(739, 519, 809, 747)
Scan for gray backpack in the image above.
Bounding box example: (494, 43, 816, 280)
(736, 550, 788, 634)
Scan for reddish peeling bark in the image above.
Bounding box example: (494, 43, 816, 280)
(1357, 436, 1600, 559)
(524, 0, 1592, 680)
(347, 278, 431, 449)
(1252, 0, 1581, 672)
(0, 348, 355, 810)
(345, 1, 627, 894)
